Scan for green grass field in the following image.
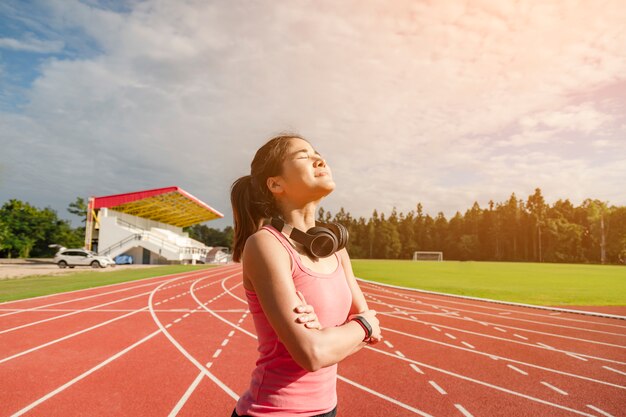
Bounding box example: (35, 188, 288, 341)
(0, 265, 214, 303)
(352, 260, 626, 306)
(1, 261, 624, 306)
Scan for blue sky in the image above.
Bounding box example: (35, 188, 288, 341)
(1, 0, 625, 229)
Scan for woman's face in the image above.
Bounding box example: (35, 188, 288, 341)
(271, 138, 335, 204)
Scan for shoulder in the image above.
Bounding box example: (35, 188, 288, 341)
(337, 248, 351, 265)
(243, 228, 291, 277)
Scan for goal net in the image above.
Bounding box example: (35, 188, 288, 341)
(412, 251, 443, 261)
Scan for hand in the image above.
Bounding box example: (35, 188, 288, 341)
(349, 310, 382, 345)
(294, 291, 322, 330)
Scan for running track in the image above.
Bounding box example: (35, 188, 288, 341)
(1, 265, 625, 417)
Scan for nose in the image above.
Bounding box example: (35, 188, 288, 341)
(314, 155, 326, 167)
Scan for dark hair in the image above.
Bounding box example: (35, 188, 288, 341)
(230, 134, 306, 262)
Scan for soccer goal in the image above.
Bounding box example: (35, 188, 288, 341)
(412, 251, 443, 261)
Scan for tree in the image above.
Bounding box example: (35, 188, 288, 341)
(67, 197, 88, 224)
(527, 188, 546, 262)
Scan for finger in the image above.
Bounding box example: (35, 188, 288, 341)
(295, 304, 312, 313)
(304, 322, 321, 329)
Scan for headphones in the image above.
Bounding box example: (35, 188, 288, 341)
(270, 217, 349, 258)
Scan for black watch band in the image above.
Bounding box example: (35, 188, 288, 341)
(351, 316, 372, 340)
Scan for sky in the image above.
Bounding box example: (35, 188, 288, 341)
(1, 0, 625, 229)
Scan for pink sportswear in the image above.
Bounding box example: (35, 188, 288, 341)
(235, 225, 353, 416)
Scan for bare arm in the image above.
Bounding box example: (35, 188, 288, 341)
(338, 248, 369, 316)
(243, 230, 375, 372)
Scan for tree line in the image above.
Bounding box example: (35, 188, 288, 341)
(2, 188, 625, 264)
(316, 188, 626, 264)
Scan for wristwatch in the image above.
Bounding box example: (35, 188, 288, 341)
(350, 316, 372, 341)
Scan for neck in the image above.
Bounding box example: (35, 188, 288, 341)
(279, 200, 319, 231)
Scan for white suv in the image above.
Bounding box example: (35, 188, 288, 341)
(54, 248, 115, 269)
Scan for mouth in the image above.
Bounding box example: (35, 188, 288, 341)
(315, 171, 330, 177)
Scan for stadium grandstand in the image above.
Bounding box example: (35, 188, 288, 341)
(84, 186, 224, 265)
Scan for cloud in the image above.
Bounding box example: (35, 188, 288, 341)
(1, 0, 625, 227)
(0, 34, 64, 53)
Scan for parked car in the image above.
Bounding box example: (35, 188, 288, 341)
(114, 255, 134, 265)
(54, 248, 115, 269)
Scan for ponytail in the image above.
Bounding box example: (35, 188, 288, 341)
(230, 134, 303, 262)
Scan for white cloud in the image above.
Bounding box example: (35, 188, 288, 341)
(0, 34, 64, 53)
(1, 0, 625, 226)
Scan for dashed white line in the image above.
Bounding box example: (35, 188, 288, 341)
(603, 366, 626, 377)
(537, 342, 554, 350)
(428, 380, 447, 395)
(513, 333, 528, 340)
(493, 327, 506, 333)
(445, 333, 457, 340)
(566, 352, 588, 362)
(228, 330, 235, 338)
(383, 340, 394, 348)
(221, 339, 229, 347)
(173, 318, 182, 324)
(586, 404, 615, 417)
(461, 341, 475, 349)
(507, 364, 528, 376)
(455, 404, 474, 417)
(213, 349, 222, 359)
(431, 326, 441, 332)
(410, 364, 424, 374)
(395, 351, 405, 358)
(183, 313, 190, 318)
(540, 381, 568, 395)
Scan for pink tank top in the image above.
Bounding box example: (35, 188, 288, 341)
(236, 225, 353, 416)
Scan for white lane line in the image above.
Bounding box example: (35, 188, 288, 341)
(566, 352, 588, 361)
(383, 340, 394, 348)
(431, 326, 441, 332)
(168, 372, 204, 417)
(410, 364, 424, 374)
(10, 328, 164, 417)
(183, 313, 190, 318)
(213, 349, 222, 359)
(359, 283, 626, 330)
(380, 314, 626, 365)
(586, 404, 615, 417)
(507, 364, 528, 376)
(445, 333, 457, 340)
(364, 290, 626, 334)
(337, 376, 434, 417)
(206, 362, 213, 368)
(428, 380, 447, 395)
(0, 307, 147, 364)
(513, 333, 528, 340)
(493, 327, 506, 333)
(228, 330, 235, 338)
(380, 325, 626, 390)
(174, 318, 182, 324)
(540, 381, 568, 395)
(7, 273, 193, 416)
(367, 346, 597, 417)
(455, 404, 475, 417)
(395, 351, 405, 358)
(461, 341, 475, 349)
(221, 339, 229, 347)
(151, 275, 240, 402)
(0, 266, 229, 315)
(603, 366, 626, 377)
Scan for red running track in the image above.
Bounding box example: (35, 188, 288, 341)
(1, 265, 625, 417)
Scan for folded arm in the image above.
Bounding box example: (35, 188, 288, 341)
(243, 230, 372, 372)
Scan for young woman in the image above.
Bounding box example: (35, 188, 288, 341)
(230, 134, 382, 417)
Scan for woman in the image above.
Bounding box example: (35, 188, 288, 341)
(230, 134, 382, 417)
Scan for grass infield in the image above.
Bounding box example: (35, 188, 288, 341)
(352, 260, 626, 306)
(0, 265, 214, 303)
